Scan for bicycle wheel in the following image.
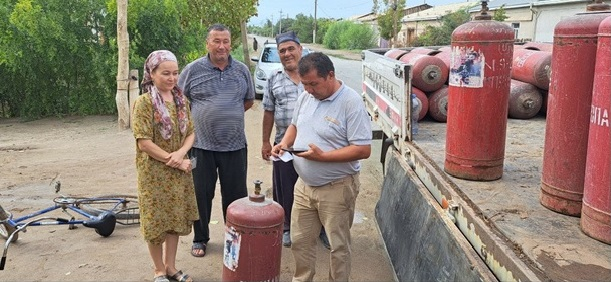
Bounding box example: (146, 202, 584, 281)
(0, 205, 18, 242)
(75, 195, 139, 225)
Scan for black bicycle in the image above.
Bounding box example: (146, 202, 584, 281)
(0, 179, 139, 270)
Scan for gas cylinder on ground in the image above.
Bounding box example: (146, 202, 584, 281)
(508, 79, 543, 119)
(400, 53, 448, 92)
(511, 48, 552, 90)
(522, 42, 554, 52)
(540, 0, 611, 216)
(411, 87, 429, 121)
(384, 48, 409, 60)
(428, 85, 449, 122)
(444, 1, 514, 181)
(581, 15, 611, 244)
(222, 180, 284, 281)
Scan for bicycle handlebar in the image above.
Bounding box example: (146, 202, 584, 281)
(1, 217, 59, 271)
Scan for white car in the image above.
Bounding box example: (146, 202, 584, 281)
(251, 41, 310, 99)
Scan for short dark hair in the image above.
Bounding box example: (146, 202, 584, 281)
(298, 52, 334, 78)
(207, 23, 230, 38)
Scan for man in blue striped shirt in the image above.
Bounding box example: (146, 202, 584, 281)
(178, 23, 255, 258)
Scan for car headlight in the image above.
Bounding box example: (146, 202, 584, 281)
(256, 68, 267, 80)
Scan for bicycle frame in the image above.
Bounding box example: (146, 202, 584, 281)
(8, 201, 102, 228)
(0, 195, 138, 270)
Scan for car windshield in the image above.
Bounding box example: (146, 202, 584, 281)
(261, 47, 280, 63)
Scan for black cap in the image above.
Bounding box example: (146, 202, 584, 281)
(276, 31, 300, 45)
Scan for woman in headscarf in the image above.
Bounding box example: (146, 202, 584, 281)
(132, 50, 198, 282)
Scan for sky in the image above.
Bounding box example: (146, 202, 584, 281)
(249, 0, 466, 26)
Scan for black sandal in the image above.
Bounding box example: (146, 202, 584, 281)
(191, 242, 206, 257)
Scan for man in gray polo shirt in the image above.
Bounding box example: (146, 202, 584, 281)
(178, 23, 255, 258)
(261, 31, 329, 249)
(271, 52, 372, 281)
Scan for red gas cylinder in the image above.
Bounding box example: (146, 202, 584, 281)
(400, 53, 448, 92)
(410, 47, 440, 55)
(540, 1, 611, 216)
(222, 180, 284, 281)
(508, 79, 543, 119)
(512, 48, 552, 90)
(438, 46, 452, 53)
(581, 15, 611, 244)
(522, 41, 554, 52)
(411, 87, 429, 121)
(384, 48, 408, 60)
(434, 51, 452, 74)
(444, 2, 514, 181)
(428, 85, 449, 122)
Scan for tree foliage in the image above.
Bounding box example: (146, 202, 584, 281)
(0, 0, 114, 118)
(413, 8, 471, 47)
(493, 5, 508, 22)
(0, 0, 258, 119)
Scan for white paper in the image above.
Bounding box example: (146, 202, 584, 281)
(271, 151, 294, 162)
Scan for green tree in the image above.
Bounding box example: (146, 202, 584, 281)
(372, 0, 405, 42)
(183, 0, 257, 52)
(0, 0, 115, 118)
(0, 0, 259, 119)
(290, 14, 314, 43)
(413, 8, 471, 46)
(493, 5, 508, 22)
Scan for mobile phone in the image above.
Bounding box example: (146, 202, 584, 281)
(281, 147, 308, 153)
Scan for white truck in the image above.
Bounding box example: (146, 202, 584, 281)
(362, 49, 611, 281)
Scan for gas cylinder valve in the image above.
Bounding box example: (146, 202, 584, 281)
(250, 180, 265, 202)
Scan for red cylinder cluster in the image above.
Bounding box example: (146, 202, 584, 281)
(400, 53, 448, 92)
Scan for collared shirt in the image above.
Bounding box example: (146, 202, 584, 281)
(291, 81, 372, 186)
(262, 69, 304, 144)
(178, 55, 255, 151)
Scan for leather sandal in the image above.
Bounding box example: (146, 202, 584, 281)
(168, 270, 192, 282)
(191, 242, 206, 257)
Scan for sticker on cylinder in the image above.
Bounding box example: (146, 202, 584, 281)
(449, 46, 484, 88)
(223, 226, 241, 271)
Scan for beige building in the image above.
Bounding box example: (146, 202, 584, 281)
(400, 1, 476, 47)
(479, 0, 592, 42)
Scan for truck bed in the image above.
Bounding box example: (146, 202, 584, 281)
(412, 116, 611, 281)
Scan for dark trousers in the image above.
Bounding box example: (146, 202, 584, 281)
(191, 147, 248, 243)
(272, 159, 299, 231)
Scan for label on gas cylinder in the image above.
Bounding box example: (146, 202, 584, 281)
(223, 226, 241, 271)
(449, 46, 485, 88)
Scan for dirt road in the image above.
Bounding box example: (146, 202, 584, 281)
(0, 100, 395, 281)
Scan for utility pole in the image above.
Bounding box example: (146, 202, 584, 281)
(392, 0, 398, 47)
(279, 10, 283, 34)
(313, 0, 318, 44)
(271, 15, 274, 37)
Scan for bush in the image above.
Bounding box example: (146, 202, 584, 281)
(323, 20, 376, 50)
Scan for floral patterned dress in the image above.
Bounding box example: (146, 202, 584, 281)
(132, 94, 199, 245)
